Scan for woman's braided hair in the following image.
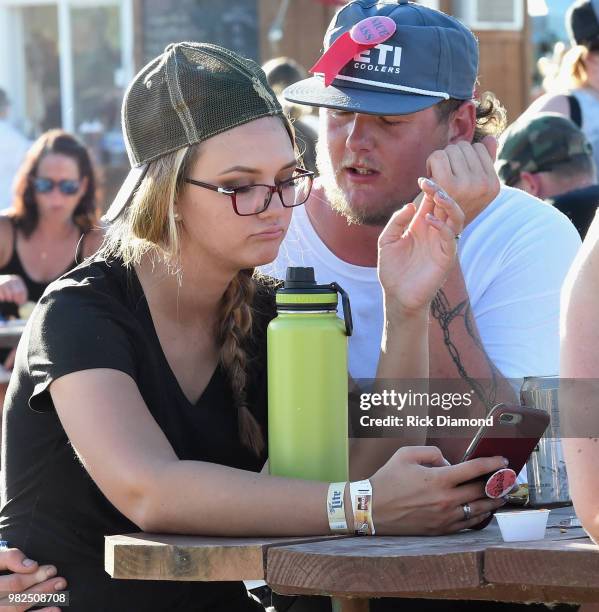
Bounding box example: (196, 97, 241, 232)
(216, 268, 265, 455)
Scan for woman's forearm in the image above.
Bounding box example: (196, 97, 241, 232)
(139, 461, 334, 536)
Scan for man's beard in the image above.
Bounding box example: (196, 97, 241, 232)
(315, 138, 416, 226)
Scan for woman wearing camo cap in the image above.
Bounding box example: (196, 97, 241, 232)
(0, 42, 503, 610)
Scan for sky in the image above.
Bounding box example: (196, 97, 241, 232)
(529, 0, 572, 40)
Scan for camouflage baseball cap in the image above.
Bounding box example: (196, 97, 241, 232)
(105, 42, 286, 222)
(496, 113, 594, 187)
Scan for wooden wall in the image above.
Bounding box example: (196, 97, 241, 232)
(476, 28, 532, 124)
(259, 0, 337, 73)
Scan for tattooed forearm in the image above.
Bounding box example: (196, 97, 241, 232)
(431, 289, 499, 410)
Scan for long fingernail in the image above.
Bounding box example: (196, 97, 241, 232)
(22, 558, 36, 567)
(54, 579, 66, 590)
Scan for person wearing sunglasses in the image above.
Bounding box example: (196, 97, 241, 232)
(524, 0, 599, 174)
(0, 129, 103, 410)
(0, 42, 508, 611)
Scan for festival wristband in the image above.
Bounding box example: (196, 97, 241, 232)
(327, 482, 349, 533)
(349, 479, 375, 536)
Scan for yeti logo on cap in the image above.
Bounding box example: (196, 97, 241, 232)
(353, 43, 403, 74)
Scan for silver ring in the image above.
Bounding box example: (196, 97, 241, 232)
(462, 503, 472, 520)
(454, 233, 461, 241)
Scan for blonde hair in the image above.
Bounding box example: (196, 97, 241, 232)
(102, 138, 283, 455)
(102, 149, 186, 266)
(541, 44, 592, 92)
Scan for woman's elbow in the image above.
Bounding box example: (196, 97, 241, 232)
(125, 477, 182, 533)
(103, 477, 168, 532)
(128, 495, 163, 532)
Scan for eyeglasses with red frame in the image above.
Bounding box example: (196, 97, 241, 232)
(184, 167, 314, 216)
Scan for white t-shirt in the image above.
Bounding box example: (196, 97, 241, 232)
(0, 120, 30, 207)
(263, 186, 581, 382)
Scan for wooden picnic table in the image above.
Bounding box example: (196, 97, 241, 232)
(0, 323, 26, 349)
(105, 507, 599, 610)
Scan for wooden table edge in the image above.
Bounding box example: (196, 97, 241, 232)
(104, 533, 350, 581)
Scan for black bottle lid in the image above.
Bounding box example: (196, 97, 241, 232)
(284, 267, 317, 289)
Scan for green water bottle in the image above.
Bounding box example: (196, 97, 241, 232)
(268, 267, 353, 482)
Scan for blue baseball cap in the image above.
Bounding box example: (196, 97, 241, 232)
(283, 0, 479, 116)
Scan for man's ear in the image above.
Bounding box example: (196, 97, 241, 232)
(447, 100, 476, 143)
(517, 171, 542, 197)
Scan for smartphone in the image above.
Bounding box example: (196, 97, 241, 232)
(461, 403, 550, 470)
(461, 403, 550, 529)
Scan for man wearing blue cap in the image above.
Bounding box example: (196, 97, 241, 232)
(266, 0, 581, 468)
(269, 19, 579, 612)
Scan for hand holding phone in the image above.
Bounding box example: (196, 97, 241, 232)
(461, 403, 550, 529)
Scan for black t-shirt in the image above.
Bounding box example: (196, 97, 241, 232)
(548, 184, 599, 239)
(0, 257, 276, 611)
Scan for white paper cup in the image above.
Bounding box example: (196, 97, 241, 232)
(495, 509, 550, 542)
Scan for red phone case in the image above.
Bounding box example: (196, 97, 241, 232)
(461, 403, 550, 471)
(461, 403, 550, 529)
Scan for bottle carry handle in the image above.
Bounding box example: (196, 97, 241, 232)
(330, 282, 353, 337)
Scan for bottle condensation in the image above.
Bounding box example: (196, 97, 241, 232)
(267, 267, 353, 482)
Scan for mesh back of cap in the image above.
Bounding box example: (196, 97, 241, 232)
(123, 42, 284, 167)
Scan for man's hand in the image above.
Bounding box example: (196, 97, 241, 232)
(378, 179, 464, 315)
(0, 548, 66, 612)
(426, 135, 500, 227)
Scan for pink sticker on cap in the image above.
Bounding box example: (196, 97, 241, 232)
(350, 16, 397, 46)
(485, 468, 517, 499)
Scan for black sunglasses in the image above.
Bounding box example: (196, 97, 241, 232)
(32, 177, 81, 195)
